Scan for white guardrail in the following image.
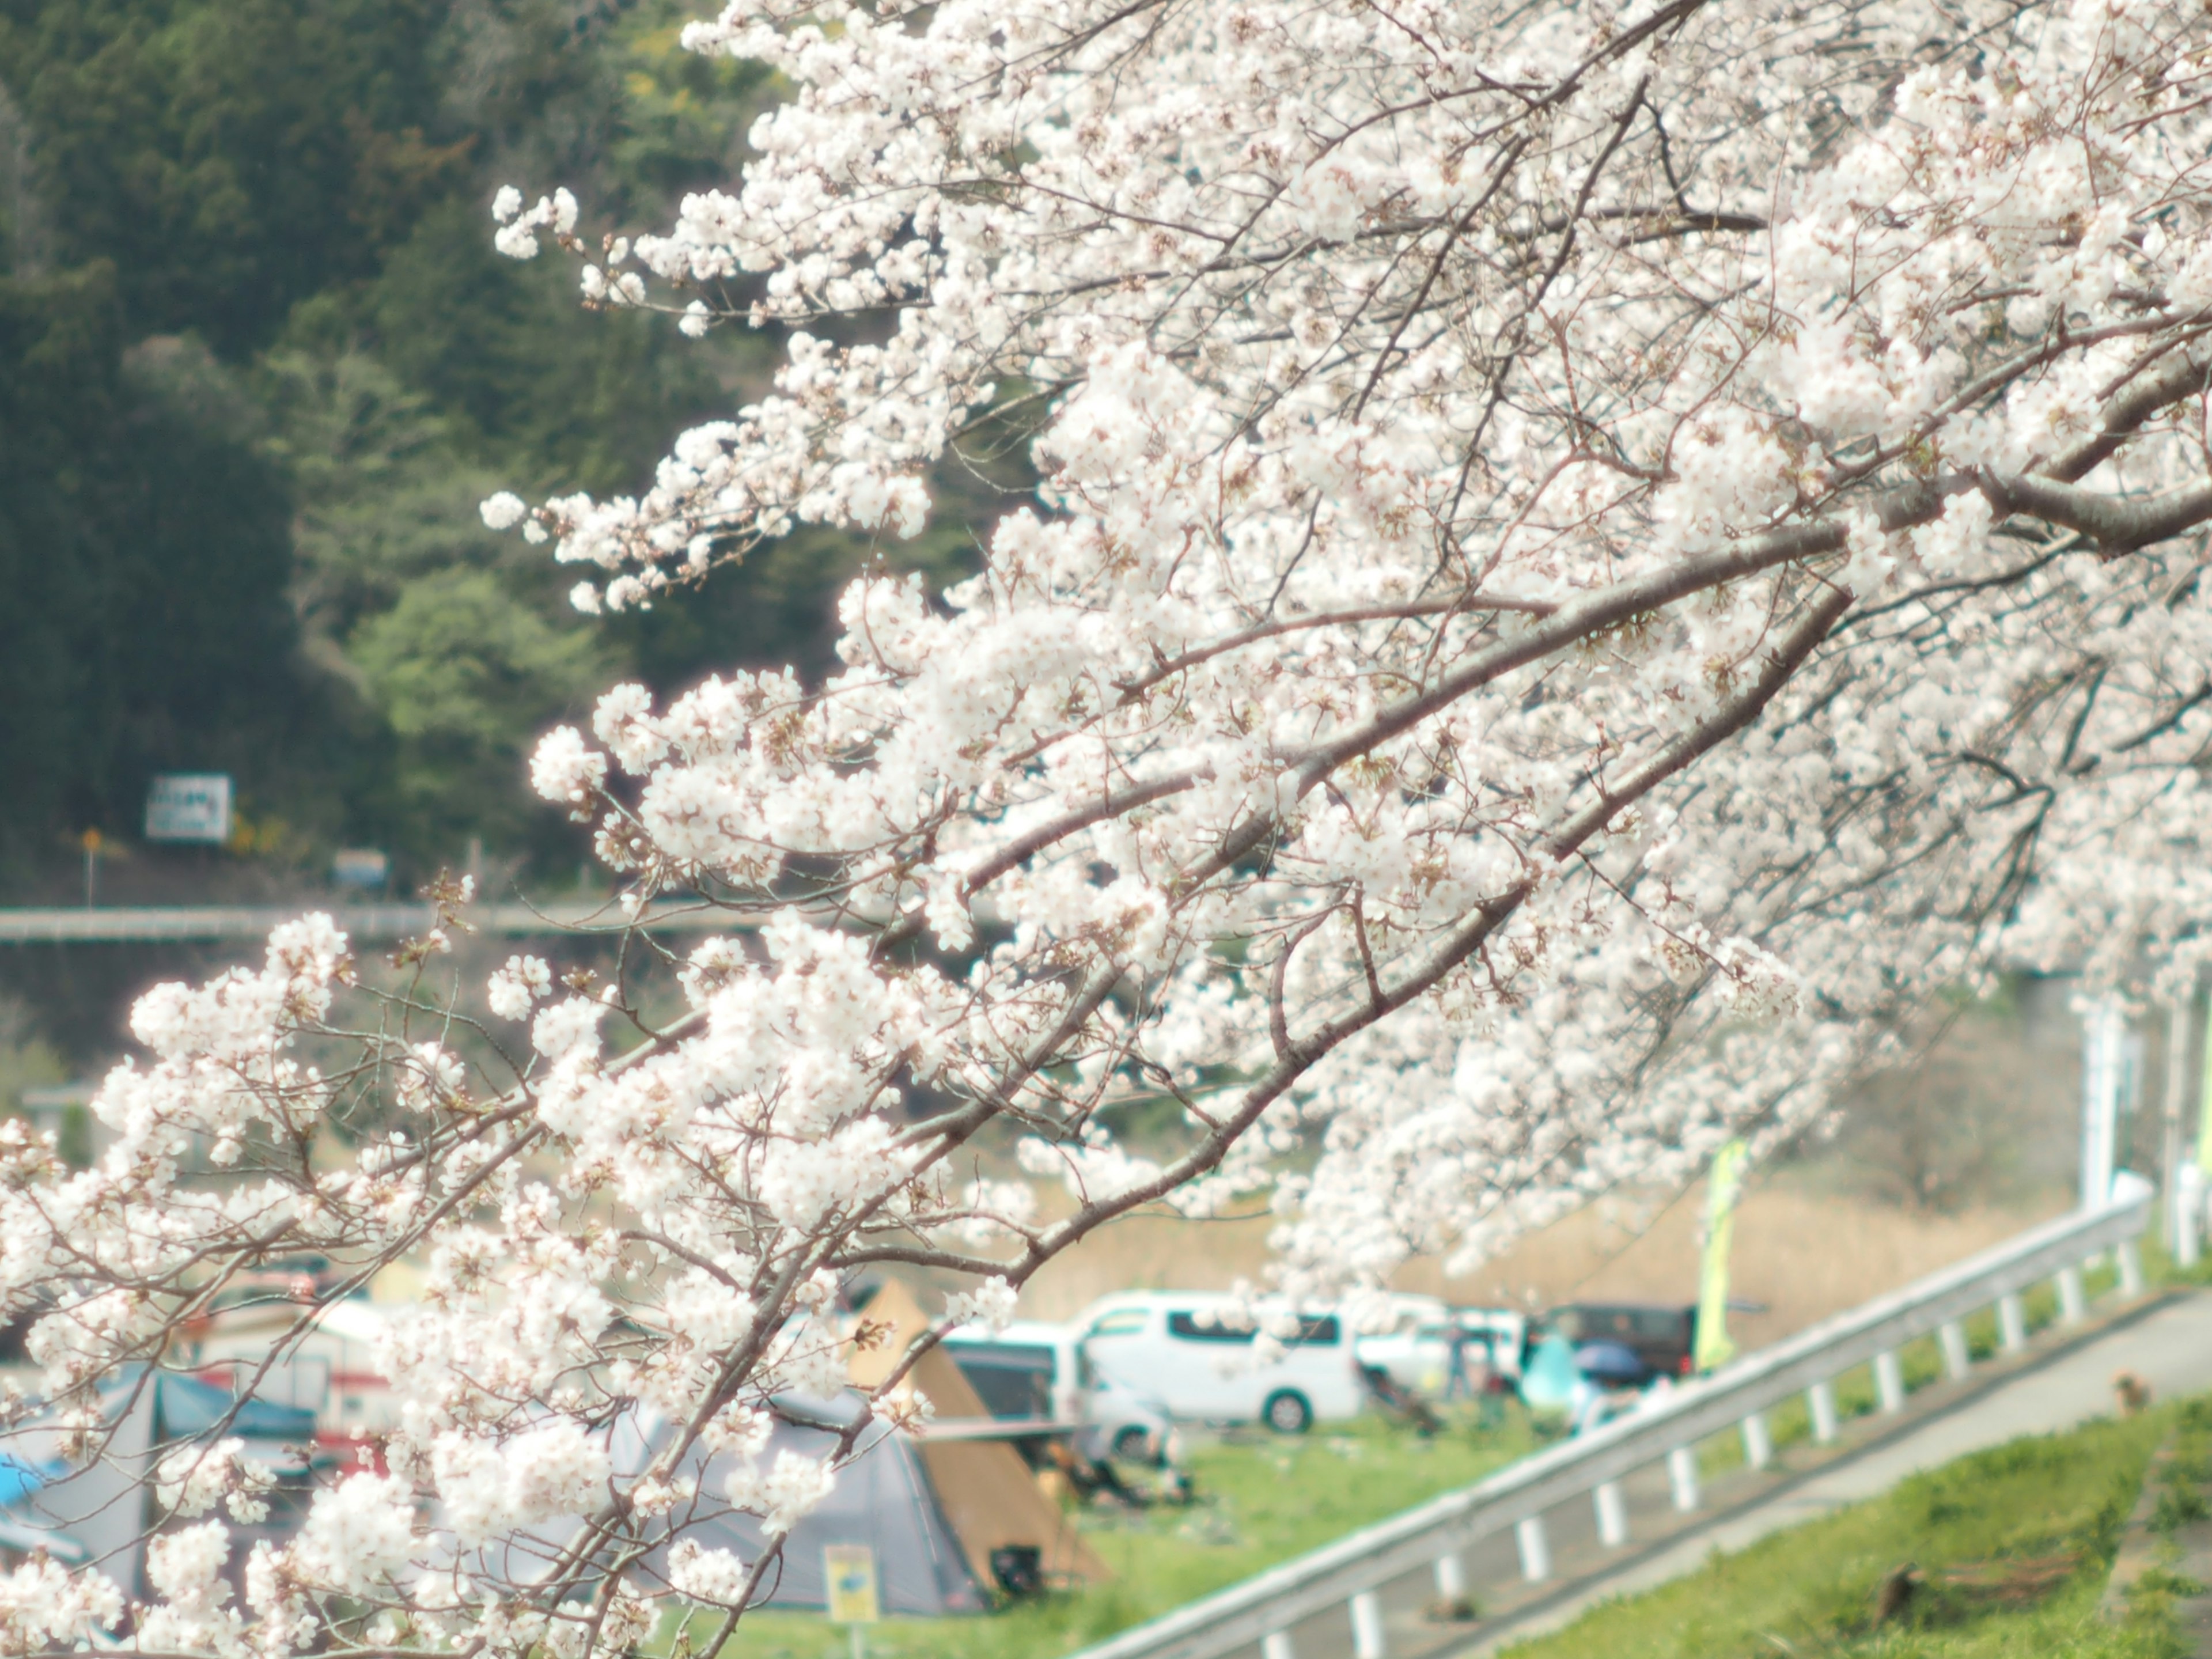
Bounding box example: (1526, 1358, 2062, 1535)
(1071, 1191, 2154, 1659)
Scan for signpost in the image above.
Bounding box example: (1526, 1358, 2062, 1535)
(331, 849, 391, 890)
(144, 775, 233, 844)
(824, 1545, 880, 1659)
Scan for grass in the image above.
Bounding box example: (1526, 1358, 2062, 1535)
(714, 1408, 1546, 1659)
(1502, 1404, 2184, 1659)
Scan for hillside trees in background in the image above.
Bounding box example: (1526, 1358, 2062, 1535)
(0, 268, 320, 863)
(0, 0, 997, 892)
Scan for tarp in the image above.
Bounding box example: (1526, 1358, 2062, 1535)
(847, 1281, 1111, 1596)
(630, 1397, 986, 1616)
(1518, 1332, 1581, 1412)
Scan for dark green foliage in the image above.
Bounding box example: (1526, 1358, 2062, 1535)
(0, 0, 459, 353)
(0, 0, 1006, 897)
(358, 197, 742, 495)
(0, 268, 320, 863)
(350, 566, 609, 861)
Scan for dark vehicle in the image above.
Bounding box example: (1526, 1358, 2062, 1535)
(1536, 1302, 1698, 1382)
(945, 1337, 1056, 1421)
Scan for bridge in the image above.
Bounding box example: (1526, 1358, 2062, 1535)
(0, 900, 759, 944)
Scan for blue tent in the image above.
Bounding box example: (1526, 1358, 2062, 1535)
(149, 1371, 319, 1441)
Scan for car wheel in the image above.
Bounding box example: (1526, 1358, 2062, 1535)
(1262, 1389, 1313, 1435)
(1111, 1425, 1156, 1463)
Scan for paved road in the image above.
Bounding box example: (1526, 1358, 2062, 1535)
(1459, 1291, 2212, 1653)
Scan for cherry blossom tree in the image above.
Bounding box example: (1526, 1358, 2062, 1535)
(5, 0, 2212, 1647)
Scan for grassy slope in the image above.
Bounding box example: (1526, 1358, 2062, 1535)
(1506, 1407, 2183, 1659)
(719, 1411, 1543, 1659)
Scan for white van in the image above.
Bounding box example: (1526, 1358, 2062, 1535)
(1074, 1291, 1365, 1433)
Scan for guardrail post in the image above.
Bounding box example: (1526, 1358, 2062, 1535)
(1262, 1631, 1297, 1659)
(1349, 1590, 1385, 1659)
(1433, 1550, 1465, 1603)
(1999, 1293, 2028, 1351)
(1938, 1321, 1970, 1380)
(2118, 1238, 2145, 1297)
(1741, 1411, 1772, 1469)
(1666, 1445, 1700, 1511)
(1874, 1350, 1905, 1414)
(2058, 1264, 2087, 1324)
(1808, 1379, 1839, 1444)
(1515, 1514, 1552, 1582)
(1594, 1480, 1629, 1546)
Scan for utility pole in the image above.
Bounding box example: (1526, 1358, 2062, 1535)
(2082, 996, 2123, 1211)
(2164, 992, 2192, 1252)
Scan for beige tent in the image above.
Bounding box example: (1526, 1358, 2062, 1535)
(849, 1279, 1111, 1593)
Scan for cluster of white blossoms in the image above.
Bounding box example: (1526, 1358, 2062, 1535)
(5, 0, 2212, 1649)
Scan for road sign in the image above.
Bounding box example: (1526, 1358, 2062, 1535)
(331, 849, 390, 889)
(824, 1544, 880, 1623)
(144, 775, 233, 844)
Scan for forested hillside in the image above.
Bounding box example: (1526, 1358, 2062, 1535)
(0, 0, 992, 897)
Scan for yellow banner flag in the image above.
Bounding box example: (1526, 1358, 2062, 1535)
(1694, 1140, 1751, 1374)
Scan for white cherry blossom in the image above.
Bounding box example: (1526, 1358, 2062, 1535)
(9, 0, 2212, 1652)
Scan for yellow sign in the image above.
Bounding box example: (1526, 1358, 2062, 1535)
(824, 1545, 880, 1625)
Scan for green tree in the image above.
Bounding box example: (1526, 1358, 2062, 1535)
(0, 0, 463, 353)
(350, 567, 608, 861)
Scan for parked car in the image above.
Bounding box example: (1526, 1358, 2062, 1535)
(941, 1320, 1173, 1462)
(1537, 1302, 1698, 1382)
(1073, 1291, 1364, 1434)
(1355, 1305, 1528, 1396)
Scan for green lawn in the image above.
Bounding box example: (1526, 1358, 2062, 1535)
(1505, 1404, 2187, 1659)
(715, 1408, 1545, 1659)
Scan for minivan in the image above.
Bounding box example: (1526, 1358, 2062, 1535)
(1073, 1291, 1365, 1433)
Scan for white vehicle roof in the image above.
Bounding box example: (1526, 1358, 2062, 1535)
(1347, 1291, 1449, 1332)
(1074, 1289, 1340, 1321)
(940, 1320, 1072, 1348)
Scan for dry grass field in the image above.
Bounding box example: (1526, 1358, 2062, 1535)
(1016, 1178, 2066, 1346)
